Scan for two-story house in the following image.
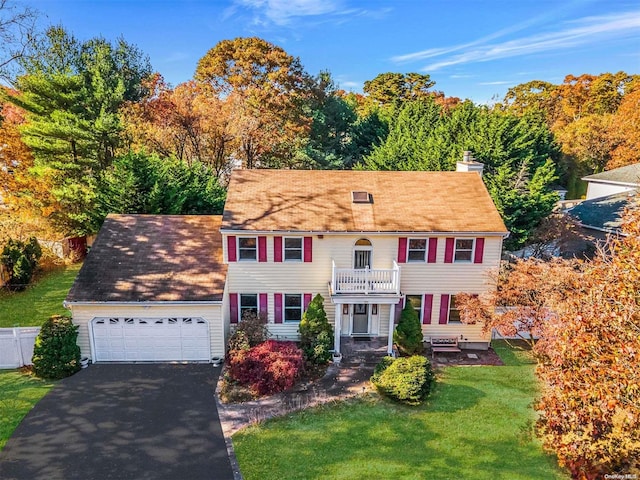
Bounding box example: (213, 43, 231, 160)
(65, 167, 507, 363)
(221, 169, 508, 357)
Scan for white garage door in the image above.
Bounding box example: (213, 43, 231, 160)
(91, 317, 210, 362)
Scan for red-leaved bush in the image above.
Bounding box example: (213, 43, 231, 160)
(228, 340, 304, 396)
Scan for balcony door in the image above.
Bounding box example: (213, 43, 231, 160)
(354, 238, 372, 269)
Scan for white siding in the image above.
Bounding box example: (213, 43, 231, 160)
(224, 233, 502, 345)
(585, 181, 635, 200)
(69, 303, 224, 360)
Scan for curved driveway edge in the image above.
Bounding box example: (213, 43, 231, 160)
(0, 364, 234, 480)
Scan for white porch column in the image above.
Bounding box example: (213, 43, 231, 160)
(334, 305, 342, 353)
(388, 303, 396, 354)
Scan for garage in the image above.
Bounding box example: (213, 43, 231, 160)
(91, 317, 211, 362)
(65, 215, 228, 363)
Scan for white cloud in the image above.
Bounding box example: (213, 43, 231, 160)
(478, 81, 513, 85)
(419, 10, 640, 71)
(234, 0, 342, 25)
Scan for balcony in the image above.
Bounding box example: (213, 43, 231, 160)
(330, 260, 401, 296)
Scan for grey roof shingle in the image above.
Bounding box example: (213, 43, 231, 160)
(582, 163, 640, 186)
(66, 215, 226, 303)
(569, 191, 636, 233)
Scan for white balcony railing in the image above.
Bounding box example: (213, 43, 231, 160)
(331, 260, 401, 295)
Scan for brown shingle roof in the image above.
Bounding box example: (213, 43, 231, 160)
(222, 170, 508, 234)
(66, 215, 226, 303)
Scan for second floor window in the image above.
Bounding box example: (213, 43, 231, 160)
(284, 237, 303, 261)
(454, 239, 474, 262)
(407, 239, 427, 262)
(238, 237, 257, 261)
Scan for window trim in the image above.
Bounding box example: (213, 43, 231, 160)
(240, 294, 258, 320)
(406, 294, 423, 322)
(238, 236, 258, 262)
(454, 238, 475, 263)
(283, 294, 303, 323)
(407, 238, 427, 262)
(283, 237, 303, 262)
(448, 295, 461, 324)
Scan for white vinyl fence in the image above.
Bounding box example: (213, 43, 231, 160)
(0, 327, 40, 369)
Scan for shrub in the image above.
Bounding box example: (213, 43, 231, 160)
(32, 315, 81, 380)
(227, 311, 269, 355)
(393, 301, 424, 355)
(228, 340, 304, 396)
(1, 237, 42, 291)
(371, 355, 434, 405)
(370, 355, 395, 384)
(299, 294, 334, 365)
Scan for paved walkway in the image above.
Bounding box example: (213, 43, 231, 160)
(0, 364, 235, 480)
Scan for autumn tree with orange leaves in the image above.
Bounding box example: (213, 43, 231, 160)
(122, 74, 234, 178)
(195, 37, 312, 169)
(533, 202, 640, 479)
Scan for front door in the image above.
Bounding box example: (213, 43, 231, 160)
(352, 304, 369, 334)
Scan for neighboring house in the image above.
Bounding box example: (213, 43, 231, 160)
(65, 167, 508, 363)
(569, 191, 635, 236)
(582, 163, 640, 200)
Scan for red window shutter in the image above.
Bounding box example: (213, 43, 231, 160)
(227, 236, 237, 262)
(230, 293, 239, 324)
(303, 237, 313, 262)
(259, 293, 268, 319)
(439, 294, 450, 324)
(444, 238, 455, 263)
(258, 236, 267, 262)
(274, 293, 283, 324)
(303, 293, 312, 311)
(274, 236, 283, 262)
(474, 238, 485, 264)
(427, 238, 438, 263)
(397, 237, 407, 263)
(394, 298, 404, 324)
(422, 294, 434, 324)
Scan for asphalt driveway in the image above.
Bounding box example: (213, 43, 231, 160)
(0, 364, 234, 480)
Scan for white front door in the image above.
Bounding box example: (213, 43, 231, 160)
(91, 317, 210, 362)
(352, 304, 369, 334)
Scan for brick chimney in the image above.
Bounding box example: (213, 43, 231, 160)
(456, 151, 484, 176)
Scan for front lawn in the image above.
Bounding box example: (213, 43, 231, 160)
(233, 343, 566, 480)
(0, 263, 81, 328)
(0, 370, 54, 450)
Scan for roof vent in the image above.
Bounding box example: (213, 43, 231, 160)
(352, 191, 372, 204)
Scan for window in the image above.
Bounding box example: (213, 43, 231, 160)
(240, 294, 258, 320)
(407, 239, 426, 262)
(406, 295, 422, 321)
(238, 237, 257, 261)
(284, 237, 303, 261)
(454, 239, 474, 262)
(284, 294, 302, 322)
(448, 295, 461, 323)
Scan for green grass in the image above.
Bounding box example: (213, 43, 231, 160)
(233, 344, 566, 480)
(0, 263, 81, 328)
(0, 370, 54, 450)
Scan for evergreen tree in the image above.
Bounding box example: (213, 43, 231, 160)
(5, 26, 151, 235)
(393, 301, 424, 356)
(362, 98, 560, 247)
(299, 294, 334, 365)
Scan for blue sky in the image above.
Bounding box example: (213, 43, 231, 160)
(27, 0, 640, 103)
